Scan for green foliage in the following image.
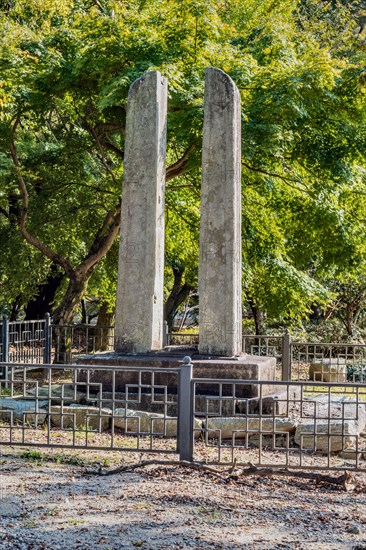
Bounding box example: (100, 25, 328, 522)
(346, 363, 366, 382)
(0, 0, 365, 332)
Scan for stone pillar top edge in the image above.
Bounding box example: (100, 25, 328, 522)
(128, 70, 167, 99)
(204, 67, 240, 97)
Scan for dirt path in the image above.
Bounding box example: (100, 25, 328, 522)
(1, 451, 366, 550)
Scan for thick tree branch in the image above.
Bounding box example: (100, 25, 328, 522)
(165, 198, 199, 230)
(78, 203, 121, 275)
(86, 123, 119, 186)
(166, 184, 194, 191)
(164, 265, 194, 329)
(0, 206, 9, 219)
(9, 135, 73, 277)
(88, 459, 353, 488)
(166, 144, 195, 182)
(242, 161, 314, 196)
(102, 140, 125, 158)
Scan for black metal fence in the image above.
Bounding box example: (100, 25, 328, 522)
(193, 377, 366, 470)
(0, 360, 187, 458)
(1, 316, 366, 385)
(50, 322, 114, 364)
(0, 314, 114, 365)
(242, 333, 366, 384)
(0, 359, 365, 472)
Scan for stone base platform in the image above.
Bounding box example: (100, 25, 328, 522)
(75, 349, 276, 398)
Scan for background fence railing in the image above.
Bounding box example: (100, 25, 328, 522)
(0, 315, 115, 365)
(50, 323, 114, 364)
(165, 331, 198, 347)
(0, 315, 48, 364)
(290, 342, 366, 383)
(1, 315, 366, 384)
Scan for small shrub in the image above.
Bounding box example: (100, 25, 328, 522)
(19, 450, 45, 462)
(347, 364, 366, 382)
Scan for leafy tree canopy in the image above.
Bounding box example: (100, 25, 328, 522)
(0, 0, 365, 334)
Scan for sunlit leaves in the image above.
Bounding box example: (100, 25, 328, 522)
(0, 0, 365, 327)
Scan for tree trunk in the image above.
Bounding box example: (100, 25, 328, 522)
(24, 267, 63, 320)
(81, 299, 87, 324)
(52, 272, 92, 325)
(10, 295, 23, 321)
(51, 272, 92, 363)
(164, 266, 193, 331)
(251, 305, 265, 335)
(95, 301, 114, 351)
(344, 303, 354, 337)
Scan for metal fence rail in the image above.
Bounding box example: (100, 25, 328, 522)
(0, 360, 365, 473)
(0, 362, 182, 455)
(8, 318, 48, 364)
(290, 342, 366, 383)
(192, 378, 366, 471)
(0, 315, 49, 365)
(0, 315, 115, 365)
(242, 334, 283, 361)
(242, 333, 287, 380)
(50, 323, 115, 364)
(1, 317, 366, 385)
(165, 332, 199, 347)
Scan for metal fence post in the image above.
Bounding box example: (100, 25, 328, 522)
(2, 315, 9, 363)
(178, 355, 193, 462)
(43, 313, 52, 364)
(163, 320, 169, 347)
(282, 329, 291, 381)
(2, 314, 9, 385)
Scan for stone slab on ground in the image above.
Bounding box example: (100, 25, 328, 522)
(95, 391, 178, 416)
(0, 398, 48, 424)
(114, 408, 202, 438)
(338, 445, 366, 460)
(294, 419, 365, 452)
(93, 388, 299, 418)
(27, 384, 86, 404)
(204, 416, 297, 440)
(302, 394, 366, 425)
(295, 394, 366, 453)
(236, 385, 301, 416)
(50, 405, 111, 431)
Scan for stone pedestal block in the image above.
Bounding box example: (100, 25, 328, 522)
(309, 359, 347, 383)
(75, 352, 276, 397)
(113, 409, 202, 438)
(50, 405, 111, 431)
(294, 420, 364, 453)
(0, 398, 48, 425)
(204, 416, 297, 441)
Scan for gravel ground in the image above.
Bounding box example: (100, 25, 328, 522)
(1, 448, 366, 550)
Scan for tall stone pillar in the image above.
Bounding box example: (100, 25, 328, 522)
(198, 68, 242, 357)
(115, 71, 167, 353)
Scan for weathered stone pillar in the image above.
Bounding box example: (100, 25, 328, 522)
(115, 71, 167, 353)
(198, 68, 242, 356)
